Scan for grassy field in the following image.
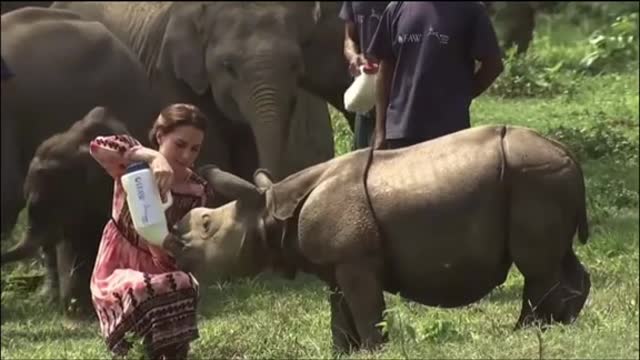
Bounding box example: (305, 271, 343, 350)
(2, 8, 639, 360)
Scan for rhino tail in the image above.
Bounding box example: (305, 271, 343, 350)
(576, 161, 589, 244)
(563, 140, 589, 245)
(559, 140, 589, 245)
(577, 202, 589, 244)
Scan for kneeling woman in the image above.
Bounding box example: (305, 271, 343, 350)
(89, 103, 214, 359)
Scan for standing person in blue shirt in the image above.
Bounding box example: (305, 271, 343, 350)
(367, 2, 504, 150)
(339, 1, 390, 150)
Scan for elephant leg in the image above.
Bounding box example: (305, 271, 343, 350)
(38, 243, 60, 302)
(334, 258, 386, 351)
(56, 238, 94, 318)
(1, 112, 25, 238)
(329, 285, 361, 353)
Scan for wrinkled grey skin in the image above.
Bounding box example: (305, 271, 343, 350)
(1, 8, 158, 309)
(51, 1, 352, 181)
(1, 107, 130, 316)
(1, 7, 158, 235)
(171, 125, 591, 353)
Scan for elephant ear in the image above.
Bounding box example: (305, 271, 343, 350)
(298, 2, 351, 107)
(267, 161, 331, 221)
(157, 3, 209, 95)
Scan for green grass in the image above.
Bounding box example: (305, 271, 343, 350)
(2, 11, 639, 360)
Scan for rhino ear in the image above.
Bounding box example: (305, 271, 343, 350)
(198, 165, 264, 210)
(268, 161, 329, 221)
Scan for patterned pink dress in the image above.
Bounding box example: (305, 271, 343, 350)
(88, 134, 214, 357)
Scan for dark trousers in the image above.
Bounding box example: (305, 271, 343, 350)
(352, 110, 376, 150)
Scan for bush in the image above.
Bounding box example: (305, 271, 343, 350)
(580, 13, 640, 74)
(487, 47, 575, 98)
(545, 122, 639, 164)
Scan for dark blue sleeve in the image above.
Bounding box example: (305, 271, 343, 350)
(366, 2, 398, 61)
(1, 56, 15, 81)
(339, 1, 354, 22)
(469, 3, 502, 60)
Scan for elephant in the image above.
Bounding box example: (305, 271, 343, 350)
(1, 6, 160, 236)
(170, 125, 592, 353)
(50, 1, 353, 182)
(1, 7, 160, 311)
(1, 107, 131, 316)
(484, 2, 560, 56)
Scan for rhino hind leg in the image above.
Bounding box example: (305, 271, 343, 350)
(515, 249, 590, 329)
(329, 286, 361, 353)
(333, 259, 387, 352)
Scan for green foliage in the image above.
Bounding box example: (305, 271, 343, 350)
(557, 2, 640, 24)
(581, 13, 640, 74)
(487, 47, 575, 98)
(546, 122, 639, 163)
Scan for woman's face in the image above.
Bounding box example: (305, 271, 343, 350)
(156, 125, 204, 174)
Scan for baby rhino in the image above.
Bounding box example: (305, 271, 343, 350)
(171, 125, 591, 353)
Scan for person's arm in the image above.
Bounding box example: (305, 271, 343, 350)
(470, 3, 504, 98)
(344, 21, 366, 76)
(374, 57, 394, 149)
(90, 134, 174, 198)
(365, 2, 399, 149)
(472, 56, 503, 98)
(340, 1, 367, 76)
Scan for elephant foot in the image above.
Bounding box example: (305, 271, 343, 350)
(63, 297, 95, 321)
(37, 278, 60, 306)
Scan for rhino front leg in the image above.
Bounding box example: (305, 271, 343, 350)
(329, 285, 360, 353)
(335, 259, 387, 351)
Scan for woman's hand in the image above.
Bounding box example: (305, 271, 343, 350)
(149, 152, 174, 200)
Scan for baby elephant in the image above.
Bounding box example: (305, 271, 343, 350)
(171, 125, 591, 353)
(1, 107, 130, 315)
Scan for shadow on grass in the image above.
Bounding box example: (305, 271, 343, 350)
(482, 282, 523, 305)
(1, 322, 100, 343)
(197, 272, 327, 319)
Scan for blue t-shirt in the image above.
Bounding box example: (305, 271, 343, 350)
(367, 2, 501, 141)
(1, 56, 14, 81)
(339, 1, 391, 54)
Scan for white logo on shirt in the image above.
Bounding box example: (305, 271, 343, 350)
(427, 26, 449, 44)
(398, 33, 423, 44)
(397, 27, 450, 45)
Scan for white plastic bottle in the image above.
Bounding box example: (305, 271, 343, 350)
(343, 63, 379, 113)
(121, 161, 173, 247)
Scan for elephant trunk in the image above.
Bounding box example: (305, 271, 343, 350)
(1, 220, 46, 265)
(248, 82, 294, 180)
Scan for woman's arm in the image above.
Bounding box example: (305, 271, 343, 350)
(90, 135, 174, 198)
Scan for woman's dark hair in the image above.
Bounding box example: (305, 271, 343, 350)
(148, 103, 208, 148)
